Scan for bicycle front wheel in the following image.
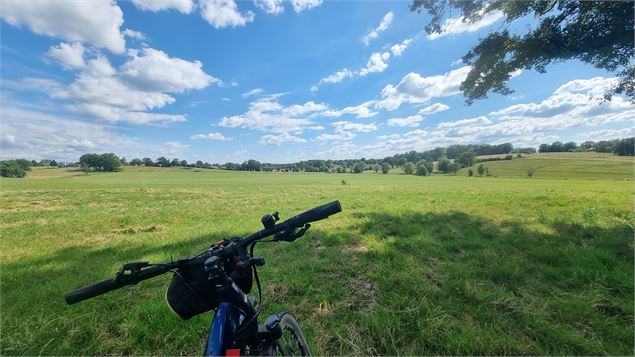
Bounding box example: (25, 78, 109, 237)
(273, 312, 311, 356)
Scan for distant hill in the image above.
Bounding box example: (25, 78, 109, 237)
(463, 152, 634, 180)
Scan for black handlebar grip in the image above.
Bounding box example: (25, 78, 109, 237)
(286, 200, 342, 227)
(64, 278, 122, 305)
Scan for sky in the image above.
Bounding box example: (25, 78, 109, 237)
(1, 0, 634, 163)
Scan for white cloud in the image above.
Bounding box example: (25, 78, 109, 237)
(0, 0, 126, 53)
(377, 66, 470, 110)
(390, 39, 412, 57)
(310, 85, 318, 92)
(316, 121, 377, 142)
(199, 0, 255, 28)
(290, 0, 323, 13)
(260, 132, 307, 145)
(45, 42, 85, 69)
(131, 0, 195, 13)
(319, 68, 353, 85)
(120, 48, 220, 93)
(123, 29, 145, 40)
(437, 116, 491, 129)
(427, 10, 504, 40)
(418, 102, 450, 115)
(362, 11, 394, 45)
(281, 101, 328, 116)
(254, 0, 285, 15)
(0, 105, 149, 160)
(387, 115, 424, 127)
(307, 125, 325, 131)
(190, 132, 233, 141)
(21, 50, 212, 125)
(322, 100, 378, 118)
(242, 88, 265, 97)
(577, 127, 635, 141)
(218, 98, 315, 134)
(359, 51, 390, 77)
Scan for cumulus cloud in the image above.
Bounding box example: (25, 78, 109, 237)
(242, 88, 265, 97)
(254, 0, 285, 15)
(322, 100, 378, 118)
(319, 69, 354, 85)
(218, 98, 321, 135)
(359, 51, 390, 76)
(0, 105, 152, 160)
(437, 116, 491, 129)
(121, 48, 220, 92)
(387, 115, 424, 127)
(377, 66, 470, 110)
(427, 10, 504, 40)
(123, 29, 146, 40)
(390, 38, 412, 57)
(190, 132, 233, 140)
(45, 42, 85, 69)
(21, 48, 216, 125)
(260, 132, 307, 145)
(418, 102, 450, 115)
(290, 0, 323, 13)
(316, 120, 378, 142)
(199, 0, 255, 28)
(0, 0, 126, 53)
(131, 0, 195, 13)
(577, 127, 635, 141)
(362, 12, 393, 45)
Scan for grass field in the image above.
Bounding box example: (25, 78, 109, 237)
(467, 152, 634, 180)
(1, 156, 634, 355)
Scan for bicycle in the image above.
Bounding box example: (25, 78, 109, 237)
(65, 201, 342, 356)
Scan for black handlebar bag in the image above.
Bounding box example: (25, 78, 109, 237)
(166, 259, 253, 320)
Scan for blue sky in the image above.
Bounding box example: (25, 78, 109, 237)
(1, 0, 633, 163)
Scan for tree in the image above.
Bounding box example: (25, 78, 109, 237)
(614, 137, 635, 156)
(411, 1, 634, 103)
(142, 157, 154, 166)
(396, 158, 408, 167)
(563, 141, 577, 152)
(448, 162, 461, 175)
(156, 157, 170, 167)
(468, 168, 474, 177)
(129, 158, 142, 166)
(415, 165, 428, 176)
(477, 163, 486, 176)
(171, 158, 180, 167)
(403, 162, 415, 175)
(241, 159, 262, 171)
(0, 160, 28, 178)
(49, 160, 58, 167)
(456, 150, 476, 168)
(79, 153, 99, 170)
(437, 156, 450, 173)
(120, 157, 127, 166)
(372, 164, 381, 173)
(98, 153, 122, 172)
(353, 162, 366, 173)
(381, 163, 391, 174)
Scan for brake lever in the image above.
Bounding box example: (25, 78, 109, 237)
(116, 261, 150, 280)
(274, 224, 311, 242)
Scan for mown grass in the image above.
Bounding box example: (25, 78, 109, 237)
(466, 152, 634, 180)
(1, 162, 633, 355)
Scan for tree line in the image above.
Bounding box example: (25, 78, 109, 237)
(538, 138, 634, 156)
(2, 137, 632, 178)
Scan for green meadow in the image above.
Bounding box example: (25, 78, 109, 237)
(1, 153, 633, 355)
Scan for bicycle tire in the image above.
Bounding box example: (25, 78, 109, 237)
(273, 312, 311, 356)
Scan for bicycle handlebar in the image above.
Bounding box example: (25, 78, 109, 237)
(64, 201, 342, 305)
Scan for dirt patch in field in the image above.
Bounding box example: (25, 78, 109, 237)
(111, 224, 165, 235)
(347, 275, 379, 313)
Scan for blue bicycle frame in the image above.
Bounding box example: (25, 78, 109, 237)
(204, 302, 246, 356)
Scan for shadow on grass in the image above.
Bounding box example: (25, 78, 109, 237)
(2, 212, 634, 355)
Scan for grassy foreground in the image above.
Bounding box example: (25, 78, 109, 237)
(1, 165, 633, 355)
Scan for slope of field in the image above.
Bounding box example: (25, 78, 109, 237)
(1, 167, 633, 355)
(466, 152, 634, 180)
